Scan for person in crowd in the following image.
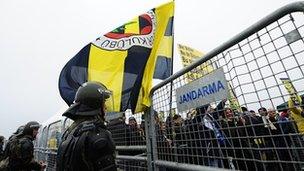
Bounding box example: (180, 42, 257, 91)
(7, 121, 46, 171)
(128, 116, 145, 145)
(264, 108, 281, 170)
(154, 112, 172, 161)
(172, 114, 187, 163)
(165, 115, 173, 141)
(241, 106, 248, 113)
(56, 81, 116, 171)
(0, 136, 4, 160)
(107, 114, 131, 171)
(107, 113, 129, 146)
(184, 104, 217, 166)
(287, 96, 304, 133)
(139, 114, 146, 138)
(249, 110, 256, 116)
(219, 108, 247, 170)
(258, 107, 281, 171)
(277, 109, 300, 170)
(242, 107, 267, 170)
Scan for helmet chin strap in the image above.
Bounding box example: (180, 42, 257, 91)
(96, 108, 105, 122)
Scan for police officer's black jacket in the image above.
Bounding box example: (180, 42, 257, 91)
(8, 135, 41, 171)
(56, 118, 117, 171)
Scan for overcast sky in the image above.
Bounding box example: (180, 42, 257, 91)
(0, 0, 297, 138)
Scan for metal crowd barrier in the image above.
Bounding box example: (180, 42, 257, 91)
(148, 1, 304, 171)
(34, 1, 304, 171)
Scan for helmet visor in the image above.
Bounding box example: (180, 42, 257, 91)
(100, 88, 114, 113)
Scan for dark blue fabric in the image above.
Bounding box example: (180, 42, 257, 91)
(58, 44, 90, 106)
(121, 46, 151, 112)
(153, 56, 172, 80)
(165, 17, 174, 36)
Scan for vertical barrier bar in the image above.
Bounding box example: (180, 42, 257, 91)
(145, 110, 153, 171)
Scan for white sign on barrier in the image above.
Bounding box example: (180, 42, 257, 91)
(176, 68, 229, 112)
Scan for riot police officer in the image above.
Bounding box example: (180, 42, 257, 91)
(3, 125, 25, 159)
(7, 121, 46, 171)
(0, 136, 4, 160)
(56, 81, 117, 171)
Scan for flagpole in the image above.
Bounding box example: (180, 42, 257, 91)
(169, 15, 175, 115)
(168, 3, 178, 162)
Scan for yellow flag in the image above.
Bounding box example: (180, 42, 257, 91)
(178, 44, 213, 82)
(281, 78, 302, 107)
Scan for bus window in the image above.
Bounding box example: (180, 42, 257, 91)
(47, 121, 62, 150)
(63, 118, 73, 131)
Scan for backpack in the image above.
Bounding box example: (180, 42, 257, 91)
(8, 138, 23, 161)
(56, 121, 95, 171)
(0, 137, 22, 171)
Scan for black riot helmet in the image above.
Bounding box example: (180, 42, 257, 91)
(22, 121, 40, 137)
(13, 125, 25, 135)
(63, 81, 113, 120)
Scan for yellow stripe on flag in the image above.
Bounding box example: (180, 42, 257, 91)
(157, 36, 173, 58)
(136, 2, 174, 112)
(88, 44, 127, 111)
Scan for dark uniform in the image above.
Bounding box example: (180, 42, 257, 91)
(3, 125, 25, 159)
(0, 136, 4, 160)
(56, 81, 117, 171)
(7, 121, 43, 171)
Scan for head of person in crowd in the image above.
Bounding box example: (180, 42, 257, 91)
(280, 109, 290, 118)
(258, 107, 267, 116)
(224, 108, 234, 121)
(22, 121, 40, 140)
(128, 116, 137, 128)
(196, 104, 209, 116)
(249, 110, 256, 115)
(208, 106, 216, 114)
(140, 115, 145, 132)
(241, 106, 248, 113)
(267, 108, 277, 119)
(159, 121, 166, 131)
(187, 109, 197, 120)
(165, 116, 172, 128)
(63, 81, 113, 122)
(173, 114, 183, 126)
(153, 111, 160, 124)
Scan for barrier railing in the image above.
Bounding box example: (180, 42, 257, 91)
(148, 1, 304, 171)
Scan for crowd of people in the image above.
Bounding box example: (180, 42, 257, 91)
(157, 106, 303, 171)
(107, 99, 304, 171)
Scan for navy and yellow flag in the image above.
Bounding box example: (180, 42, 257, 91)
(59, 2, 174, 113)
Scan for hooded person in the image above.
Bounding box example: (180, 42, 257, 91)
(56, 81, 117, 171)
(6, 121, 46, 171)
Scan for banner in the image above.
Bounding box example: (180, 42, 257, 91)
(280, 78, 301, 107)
(59, 2, 174, 113)
(228, 83, 242, 112)
(176, 68, 229, 112)
(177, 44, 213, 82)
